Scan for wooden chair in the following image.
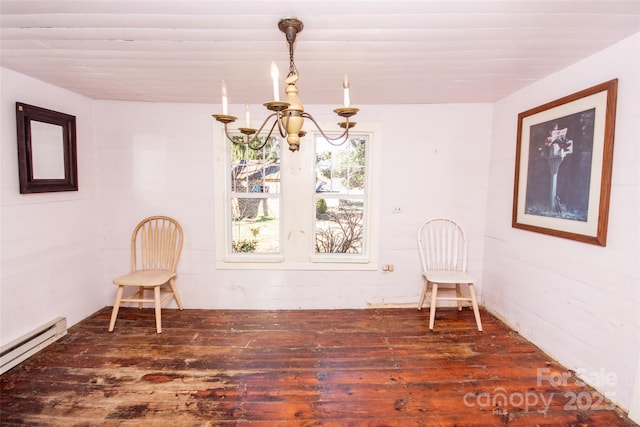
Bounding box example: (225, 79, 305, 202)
(417, 218, 482, 331)
(108, 216, 184, 334)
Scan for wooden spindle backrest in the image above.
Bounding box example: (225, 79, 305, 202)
(417, 218, 468, 273)
(130, 216, 183, 273)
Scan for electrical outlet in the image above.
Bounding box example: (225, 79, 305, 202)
(392, 207, 403, 214)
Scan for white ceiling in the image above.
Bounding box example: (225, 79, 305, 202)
(1, 1, 639, 105)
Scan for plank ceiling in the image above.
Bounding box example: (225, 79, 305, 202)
(1, 1, 639, 105)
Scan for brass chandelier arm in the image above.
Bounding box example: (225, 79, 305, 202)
(300, 112, 353, 146)
(275, 111, 289, 140)
(218, 112, 282, 151)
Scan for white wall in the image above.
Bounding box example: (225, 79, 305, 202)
(0, 68, 104, 345)
(94, 101, 492, 310)
(483, 33, 640, 412)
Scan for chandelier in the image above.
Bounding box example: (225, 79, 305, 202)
(213, 17, 359, 152)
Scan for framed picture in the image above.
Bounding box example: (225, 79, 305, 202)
(512, 79, 617, 246)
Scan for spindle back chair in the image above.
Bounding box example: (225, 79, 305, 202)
(108, 216, 184, 333)
(417, 218, 482, 331)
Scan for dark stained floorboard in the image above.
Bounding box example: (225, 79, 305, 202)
(0, 307, 637, 426)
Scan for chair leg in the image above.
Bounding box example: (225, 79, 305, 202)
(138, 286, 145, 309)
(417, 279, 428, 310)
(429, 283, 438, 331)
(108, 285, 124, 332)
(154, 286, 162, 334)
(168, 278, 184, 310)
(468, 284, 483, 332)
(455, 284, 463, 311)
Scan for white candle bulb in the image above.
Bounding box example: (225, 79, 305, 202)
(271, 61, 280, 101)
(221, 80, 228, 115)
(343, 74, 350, 108)
(245, 103, 251, 128)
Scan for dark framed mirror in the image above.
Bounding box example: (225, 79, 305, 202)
(16, 102, 78, 193)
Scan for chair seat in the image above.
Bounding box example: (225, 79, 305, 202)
(114, 270, 175, 287)
(423, 270, 476, 284)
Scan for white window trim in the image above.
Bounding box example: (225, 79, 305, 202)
(214, 123, 381, 271)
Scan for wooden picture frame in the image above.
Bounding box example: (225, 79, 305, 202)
(512, 79, 617, 246)
(16, 102, 78, 194)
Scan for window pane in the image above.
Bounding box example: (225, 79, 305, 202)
(315, 136, 366, 195)
(314, 198, 364, 254)
(231, 197, 280, 253)
(231, 137, 281, 193)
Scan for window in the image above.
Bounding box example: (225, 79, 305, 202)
(313, 135, 368, 260)
(214, 127, 379, 270)
(229, 137, 281, 255)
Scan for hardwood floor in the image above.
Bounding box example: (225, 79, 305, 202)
(0, 307, 637, 426)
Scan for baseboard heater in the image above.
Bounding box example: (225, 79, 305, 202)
(0, 317, 67, 375)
